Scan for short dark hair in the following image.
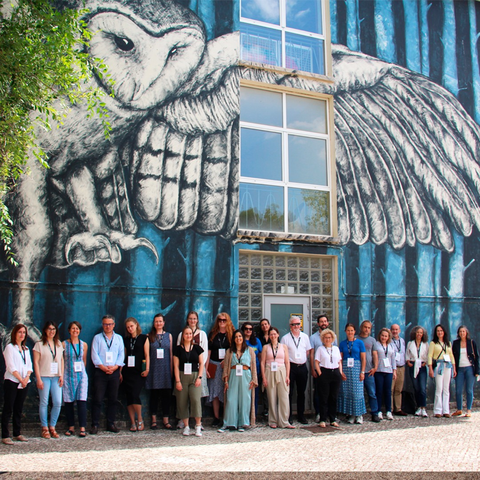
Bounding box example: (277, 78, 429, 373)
(102, 314, 115, 322)
(345, 323, 356, 332)
(317, 314, 329, 323)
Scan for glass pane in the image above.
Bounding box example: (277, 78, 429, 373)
(240, 23, 281, 66)
(240, 183, 284, 231)
(287, 95, 326, 133)
(288, 188, 330, 235)
(241, 0, 280, 24)
(241, 128, 282, 180)
(286, 0, 323, 34)
(285, 32, 324, 75)
(288, 135, 327, 185)
(271, 303, 304, 337)
(241, 87, 282, 126)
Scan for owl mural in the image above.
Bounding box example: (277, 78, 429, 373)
(2, 0, 480, 343)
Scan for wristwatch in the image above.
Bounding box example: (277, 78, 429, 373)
(361, 371, 365, 374)
(198, 376, 202, 379)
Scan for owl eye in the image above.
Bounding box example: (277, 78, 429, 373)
(167, 47, 181, 60)
(114, 35, 134, 52)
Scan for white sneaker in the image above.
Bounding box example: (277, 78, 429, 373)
(386, 411, 394, 420)
(422, 408, 428, 417)
(182, 426, 190, 436)
(377, 412, 383, 420)
(355, 415, 363, 424)
(315, 414, 321, 423)
(347, 415, 355, 424)
(195, 425, 202, 437)
(177, 420, 185, 429)
(414, 408, 422, 416)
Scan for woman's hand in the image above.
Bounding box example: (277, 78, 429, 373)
(58, 375, 64, 387)
(175, 381, 183, 391)
(341, 372, 347, 381)
(393, 371, 397, 381)
(206, 368, 211, 379)
(20, 378, 29, 389)
(453, 367, 457, 378)
(407, 361, 413, 367)
(429, 367, 434, 378)
(224, 381, 229, 392)
(141, 370, 149, 377)
(194, 377, 201, 388)
(286, 377, 290, 387)
(359, 372, 365, 382)
(263, 378, 268, 388)
(249, 381, 255, 390)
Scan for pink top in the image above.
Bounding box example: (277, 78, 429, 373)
(265, 343, 286, 366)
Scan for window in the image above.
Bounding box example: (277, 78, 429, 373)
(239, 87, 332, 236)
(240, 0, 326, 75)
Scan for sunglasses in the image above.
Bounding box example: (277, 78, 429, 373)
(219, 319, 227, 323)
(244, 327, 253, 331)
(291, 323, 301, 326)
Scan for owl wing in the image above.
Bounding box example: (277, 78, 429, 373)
(332, 45, 480, 252)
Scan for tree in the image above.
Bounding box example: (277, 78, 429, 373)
(0, 0, 111, 264)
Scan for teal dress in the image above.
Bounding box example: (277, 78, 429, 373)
(222, 350, 253, 429)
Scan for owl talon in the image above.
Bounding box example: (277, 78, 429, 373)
(65, 233, 114, 266)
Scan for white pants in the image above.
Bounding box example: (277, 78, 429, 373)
(433, 366, 452, 415)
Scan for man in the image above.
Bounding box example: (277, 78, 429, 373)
(358, 320, 380, 422)
(390, 323, 407, 416)
(281, 316, 312, 424)
(90, 315, 125, 434)
(310, 314, 334, 423)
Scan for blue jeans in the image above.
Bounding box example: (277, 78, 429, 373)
(363, 373, 378, 414)
(374, 372, 393, 413)
(455, 366, 475, 410)
(39, 376, 63, 427)
(409, 365, 427, 408)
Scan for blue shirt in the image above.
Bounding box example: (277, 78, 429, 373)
(246, 337, 262, 372)
(310, 331, 337, 355)
(91, 332, 125, 367)
(339, 338, 365, 361)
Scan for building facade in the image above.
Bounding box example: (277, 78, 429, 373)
(1, 0, 480, 408)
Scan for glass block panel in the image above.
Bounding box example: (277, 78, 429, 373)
(311, 272, 320, 282)
(312, 297, 321, 308)
(311, 258, 320, 268)
(276, 283, 286, 293)
(239, 267, 249, 279)
(251, 295, 262, 307)
(251, 282, 262, 293)
(287, 284, 297, 293)
(300, 284, 309, 294)
(239, 309, 250, 321)
(322, 284, 332, 295)
(299, 258, 309, 268)
(322, 271, 332, 282)
(252, 309, 262, 321)
(288, 257, 298, 267)
(311, 284, 320, 295)
(239, 254, 249, 265)
(276, 270, 285, 280)
(264, 282, 274, 293)
(322, 298, 332, 309)
(239, 295, 250, 306)
(276, 257, 285, 267)
(251, 268, 261, 279)
(241, 87, 282, 126)
(251, 255, 262, 265)
(239, 281, 249, 292)
(240, 23, 281, 66)
(263, 269, 274, 280)
(263, 255, 273, 266)
(239, 183, 284, 232)
(288, 270, 297, 281)
(300, 270, 309, 281)
(321, 259, 332, 269)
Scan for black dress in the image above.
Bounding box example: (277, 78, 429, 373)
(123, 334, 147, 405)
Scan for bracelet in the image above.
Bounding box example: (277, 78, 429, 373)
(176, 381, 181, 383)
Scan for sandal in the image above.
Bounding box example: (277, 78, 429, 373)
(151, 422, 158, 430)
(269, 424, 277, 429)
(49, 427, 59, 438)
(331, 422, 340, 428)
(130, 423, 137, 432)
(163, 422, 173, 430)
(65, 428, 75, 436)
(41, 427, 51, 439)
(79, 430, 86, 438)
(137, 421, 144, 431)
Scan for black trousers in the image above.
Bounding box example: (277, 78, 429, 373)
(1, 380, 29, 438)
(91, 369, 120, 427)
(149, 388, 172, 417)
(318, 367, 342, 423)
(65, 400, 87, 428)
(289, 363, 308, 418)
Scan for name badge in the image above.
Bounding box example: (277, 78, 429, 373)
(218, 348, 226, 360)
(128, 356, 135, 367)
(415, 359, 422, 369)
(444, 354, 451, 363)
(395, 353, 401, 362)
(295, 351, 301, 360)
(236, 365, 243, 376)
(74, 361, 83, 372)
(184, 363, 192, 375)
(271, 362, 278, 372)
(50, 362, 59, 375)
(347, 358, 354, 368)
(105, 352, 113, 365)
(21, 365, 28, 378)
(383, 358, 391, 368)
(157, 348, 164, 359)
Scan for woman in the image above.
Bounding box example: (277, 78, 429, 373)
(173, 326, 204, 437)
(33, 321, 64, 439)
(218, 330, 258, 432)
(2, 324, 33, 444)
(452, 325, 479, 417)
(241, 322, 262, 418)
(146, 313, 173, 429)
(406, 326, 429, 417)
(374, 328, 397, 420)
(260, 326, 294, 429)
(177, 311, 209, 398)
(337, 323, 366, 424)
(122, 317, 150, 431)
(428, 324, 456, 417)
(63, 321, 88, 437)
(259, 318, 271, 346)
(207, 313, 234, 426)
(314, 328, 342, 427)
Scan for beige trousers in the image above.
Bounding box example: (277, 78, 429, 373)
(265, 365, 290, 428)
(391, 365, 405, 412)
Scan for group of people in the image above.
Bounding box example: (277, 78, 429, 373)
(2, 312, 479, 444)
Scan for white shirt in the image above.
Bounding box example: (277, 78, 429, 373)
(3, 344, 33, 383)
(391, 337, 406, 366)
(281, 331, 311, 364)
(315, 345, 341, 369)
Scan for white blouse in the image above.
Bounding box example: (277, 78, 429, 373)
(315, 345, 342, 369)
(3, 343, 33, 384)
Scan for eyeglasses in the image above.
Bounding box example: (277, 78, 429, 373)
(291, 323, 301, 326)
(47, 327, 56, 331)
(244, 327, 253, 331)
(103, 323, 114, 327)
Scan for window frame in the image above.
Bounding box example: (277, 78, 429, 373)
(240, 0, 328, 76)
(239, 84, 335, 238)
